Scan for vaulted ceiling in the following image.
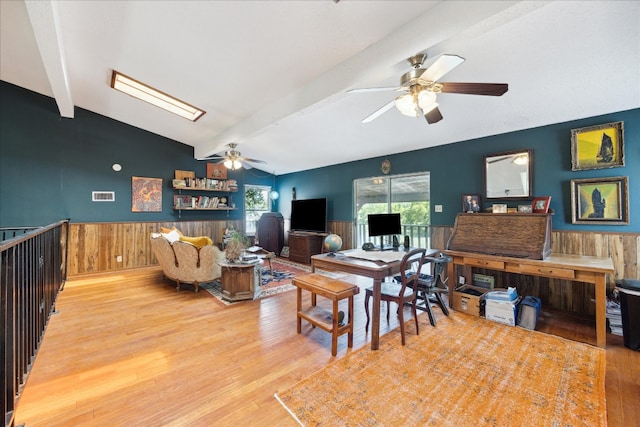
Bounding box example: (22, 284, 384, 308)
(1, 1, 639, 175)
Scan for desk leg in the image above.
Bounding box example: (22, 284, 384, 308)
(595, 274, 606, 348)
(371, 278, 382, 350)
(296, 288, 302, 334)
(447, 262, 455, 309)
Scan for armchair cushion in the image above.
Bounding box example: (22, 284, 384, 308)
(161, 229, 182, 243)
(179, 235, 213, 249)
(160, 226, 183, 236)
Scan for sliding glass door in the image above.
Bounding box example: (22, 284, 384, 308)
(353, 172, 431, 248)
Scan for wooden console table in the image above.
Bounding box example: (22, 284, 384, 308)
(444, 250, 614, 348)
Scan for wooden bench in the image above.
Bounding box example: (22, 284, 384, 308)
(293, 273, 360, 356)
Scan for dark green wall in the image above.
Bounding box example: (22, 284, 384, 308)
(0, 81, 273, 226)
(2, 81, 638, 232)
(277, 108, 639, 232)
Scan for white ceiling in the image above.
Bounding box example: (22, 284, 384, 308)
(2, 1, 639, 175)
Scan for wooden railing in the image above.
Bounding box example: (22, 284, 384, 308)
(1, 220, 69, 427)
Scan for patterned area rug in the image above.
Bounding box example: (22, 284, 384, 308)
(201, 259, 311, 304)
(275, 313, 607, 426)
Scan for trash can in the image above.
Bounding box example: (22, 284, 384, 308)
(615, 279, 640, 351)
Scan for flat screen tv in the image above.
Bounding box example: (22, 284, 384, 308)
(368, 213, 402, 248)
(290, 198, 327, 233)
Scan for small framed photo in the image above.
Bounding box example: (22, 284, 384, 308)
(492, 203, 507, 213)
(532, 196, 551, 213)
(207, 162, 227, 179)
(571, 176, 629, 224)
(518, 204, 532, 213)
(462, 194, 481, 213)
(571, 121, 624, 171)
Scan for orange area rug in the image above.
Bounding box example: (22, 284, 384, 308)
(275, 313, 606, 426)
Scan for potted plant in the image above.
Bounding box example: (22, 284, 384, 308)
(224, 229, 248, 262)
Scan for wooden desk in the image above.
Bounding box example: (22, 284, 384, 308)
(444, 250, 614, 348)
(311, 248, 438, 350)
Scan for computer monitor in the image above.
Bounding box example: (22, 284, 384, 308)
(367, 213, 401, 249)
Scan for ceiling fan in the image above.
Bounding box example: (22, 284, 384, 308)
(198, 143, 266, 170)
(348, 53, 508, 124)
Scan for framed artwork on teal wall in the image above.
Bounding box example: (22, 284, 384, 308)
(571, 176, 628, 224)
(132, 177, 162, 212)
(570, 121, 624, 171)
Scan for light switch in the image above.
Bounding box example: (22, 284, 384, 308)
(435, 205, 443, 213)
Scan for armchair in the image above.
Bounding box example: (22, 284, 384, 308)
(150, 234, 225, 292)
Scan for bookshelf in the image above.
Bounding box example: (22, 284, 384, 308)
(172, 170, 237, 217)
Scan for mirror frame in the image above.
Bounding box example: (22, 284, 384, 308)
(483, 149, 533, 200)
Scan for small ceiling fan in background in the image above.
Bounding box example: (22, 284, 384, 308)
(348, 53, 508, 124)
(198, 143, 267, 170)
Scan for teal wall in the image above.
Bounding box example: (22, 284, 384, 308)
(277, 108, 639, 232)
(0, 81, 273, 227)
(2, 81, 638, 232)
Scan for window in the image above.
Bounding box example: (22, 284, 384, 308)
(245, 185, 271, 235)
(354, 172, 430, 248)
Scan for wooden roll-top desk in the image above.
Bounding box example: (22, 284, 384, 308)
(444, 213, 614, 348)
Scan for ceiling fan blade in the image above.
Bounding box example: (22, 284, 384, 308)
(347, 87, 402, 94)
(240, 161, 254, 170)
(440, 82, 508, 96)
(196, 155, 225, 161)
(241, 157, 267, 164)
(420, 54, 464, 82)
(362, 99, 396, 123)
(424, 106, 443, 124)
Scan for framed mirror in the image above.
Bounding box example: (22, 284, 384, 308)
(484, 149, 532, 200)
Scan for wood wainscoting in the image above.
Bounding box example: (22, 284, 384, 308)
(67, 220, 243, 276)
(432, 225, 639, 315)
(67, 220, 637, 316)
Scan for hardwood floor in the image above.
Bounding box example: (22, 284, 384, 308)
(15, 266, 640, 426)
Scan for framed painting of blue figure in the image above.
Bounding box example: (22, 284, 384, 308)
(571, 176, 629, 224)
(570, 121, 624, 171)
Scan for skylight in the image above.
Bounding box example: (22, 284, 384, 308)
(110, 70, 205, 121)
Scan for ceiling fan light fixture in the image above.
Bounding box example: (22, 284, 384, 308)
(418, 90, 437, 112)
(395, 93, 419, 117)
(110, 70, 205, 122)
(224, 159, 242, 170)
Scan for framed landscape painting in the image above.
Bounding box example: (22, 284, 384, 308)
(571, 176, 629, 224)
(571, 121, 624, 171)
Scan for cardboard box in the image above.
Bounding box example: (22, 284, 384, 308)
(486, 298, 521, 326)
(452, 285, 489, 316)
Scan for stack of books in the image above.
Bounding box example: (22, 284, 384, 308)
(606, 297, 623, 336)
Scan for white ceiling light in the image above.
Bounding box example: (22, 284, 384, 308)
(110, 70, 205, 122)
(395, 87, 438, 118)
(223, 159, 242, 170)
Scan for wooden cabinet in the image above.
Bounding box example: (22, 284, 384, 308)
(289, 233, 325, 264)
(257, 212, 284, 254)
(219, 261, 261, 301)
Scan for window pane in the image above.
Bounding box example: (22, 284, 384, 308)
(245, 185, 271, 235)
(354, 173, 430, 248)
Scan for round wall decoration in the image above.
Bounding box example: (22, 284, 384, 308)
(381, 159, 391, 174)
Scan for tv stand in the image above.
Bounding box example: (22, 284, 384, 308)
(289, 232, 326, 264)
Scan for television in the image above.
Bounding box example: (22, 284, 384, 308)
(368, 213, 402, 249)
(290, 198, 327, 233)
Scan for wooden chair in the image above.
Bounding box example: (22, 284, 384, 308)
(410, 254, 452, 326)
(364, 248, 426, 345)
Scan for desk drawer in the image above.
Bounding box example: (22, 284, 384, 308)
(519, 264, 575, 279)
(464, 257, 505, 270)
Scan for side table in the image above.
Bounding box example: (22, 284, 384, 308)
(219, 260, 262, 302)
